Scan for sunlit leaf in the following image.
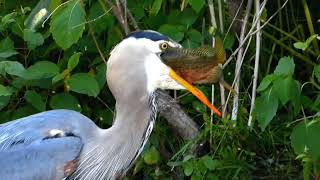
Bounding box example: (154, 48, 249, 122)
(50, 0, 86, 49)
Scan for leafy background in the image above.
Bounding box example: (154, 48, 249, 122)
(0, 0, 320, 179)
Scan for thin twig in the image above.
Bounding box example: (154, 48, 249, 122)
(89, 25, 107, 65)
(248, 0, 262, 127)
(208, 0, 218, 122)
(231, 0, 253, 121)
(223, 0, 287, 68)
(217, 0, 226, 118)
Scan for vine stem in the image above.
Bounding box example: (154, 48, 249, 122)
(231, 0, 253, 121)
(248, 0, 262, 127)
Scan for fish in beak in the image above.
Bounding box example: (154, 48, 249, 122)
(160, 41, 228, 117)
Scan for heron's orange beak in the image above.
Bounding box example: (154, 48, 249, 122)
(169, 68, 222, 117)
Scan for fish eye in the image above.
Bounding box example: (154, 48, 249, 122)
(160, 42, 169, 50)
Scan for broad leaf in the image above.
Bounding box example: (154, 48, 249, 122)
(188, 0, 205, 13)
(201, 156, 219, 171)
(67, 52, 81, 72)
(0, 85, 13, 96)
(23, 61, 59, 80)
(274, 57, 295, 76)
(293, 34, 318, 51)
(68, 73, 100, 97)
(158, 24, 184, 42)
(23, 29, 44, 49)
(143, 146, 160, 165)
(0, 37, 17, 58)
(314, 65, 320, 83)
(254, 89, 278, 130)
(183, 161, 194, 176)
(50, 93, 81, 111)
(291, 120, 320, 160)
(24, 90, 45, 111)
(150, 0, 162, 16)
(0, 61, 25, 77)
(257, 74, 276, 92)
(50, 0, 86, 49)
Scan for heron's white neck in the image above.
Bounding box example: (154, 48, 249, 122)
(73, 92, 157, 180)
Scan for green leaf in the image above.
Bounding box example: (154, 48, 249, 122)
(201, 156, 218, 171)
(188, 0, 205, 13)
(0, 37, 18, 58)
(150, 0, 162, 16)
(293, 34, 318, 51)
(257, 74, 276, 92)
(223, 33, 236, 50)
(67, 52, 81, 71)
(68, 73, 100, 97)
(274, 57, 295, 76)
(186, 29, 202, 43)
(50, 0, 86, 49)
(23, 29, 44, 50)
(88, 1, 114, 34)
(291, 120, 320, 160)
(183, 161, 194, 176)
(158, 24, 184, 42)
(0, 61, 25, 77)
(95, 63, 107, 90)
(273, 77, 290, 105)
(50, 93, 81, 111)
(254, 89, 278, 130)
(52, 72, 65, 84)
(314, 65, 320, 82)
(24, 90, 45, 111)
(143, 146, 160, 165)
(23, 61, 59, 80)
(0, 85, 13, 96)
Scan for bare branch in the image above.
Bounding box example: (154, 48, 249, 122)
(248, 0, 263, 127)
(231, 0, 253, 121)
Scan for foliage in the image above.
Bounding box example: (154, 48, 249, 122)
(0, 0, 320, 179)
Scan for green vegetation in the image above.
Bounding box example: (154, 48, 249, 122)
(0, 0, 319, 179)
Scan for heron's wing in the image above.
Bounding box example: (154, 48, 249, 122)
(0, 110, 97, 180)
(0, 136, 82, 180)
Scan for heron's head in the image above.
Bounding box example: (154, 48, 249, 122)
(107, 30, 220, 116)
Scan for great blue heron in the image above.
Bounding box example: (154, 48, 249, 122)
(0, 30, 220, 180)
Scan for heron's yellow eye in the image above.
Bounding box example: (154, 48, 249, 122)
(160, 42, 169, 50)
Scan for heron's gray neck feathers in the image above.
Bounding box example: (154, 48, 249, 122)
(73, 92, 157, 180)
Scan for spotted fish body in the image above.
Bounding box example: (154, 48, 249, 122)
(162, 38, 226, 84)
